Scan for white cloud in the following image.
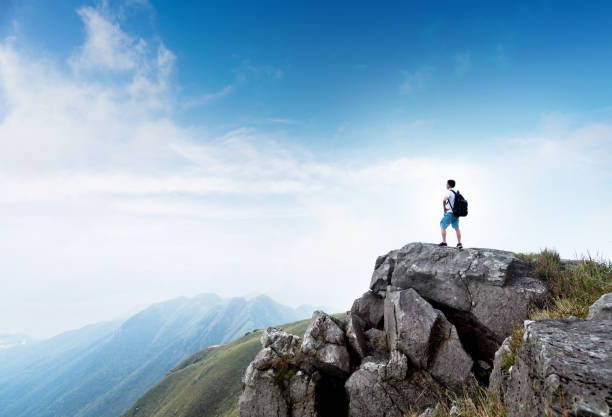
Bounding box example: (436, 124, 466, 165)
(399, 65, 434, 95)
(70, 6, 144, 72)
(0, 9, 611, 339)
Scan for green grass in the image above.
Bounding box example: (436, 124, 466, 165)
(121, 319, 313, 417)
(405, 383, 507, 417)
(515, 249, 612, 319)
(502, 250, 612, 374)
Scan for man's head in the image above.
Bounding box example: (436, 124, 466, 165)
(446, 179, 456, 189)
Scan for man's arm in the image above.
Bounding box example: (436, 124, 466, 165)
(442, 196, 448, 213)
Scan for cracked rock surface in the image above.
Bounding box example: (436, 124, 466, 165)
(302, 311, 351, 377)
(345, 353, 442, 417)
(498, 319, 612, 417)
(370, 242, 547, 360)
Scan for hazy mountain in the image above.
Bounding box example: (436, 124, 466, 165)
(0, 293, 313, 417)
(121, 318, 314, 417)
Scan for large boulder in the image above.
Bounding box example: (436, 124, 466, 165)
(370, 243, 547, 360)
(503, 319, 612, 417)
(384, 287, 472, 387)
(428, 322, 473, 390)
(302, 311, 351, 377)
(587, 293, 612, 320)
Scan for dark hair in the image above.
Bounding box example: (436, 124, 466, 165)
(447, 179, 456, 188)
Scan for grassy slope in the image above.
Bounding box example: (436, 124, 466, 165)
(121, 319, 312, 417)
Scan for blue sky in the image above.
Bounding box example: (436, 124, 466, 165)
(0, 0, 611, 337)
(4, 0, 612, 148)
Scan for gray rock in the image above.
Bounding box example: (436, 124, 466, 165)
(428, 322, 473, 390)
(504, 319, 612, 417)
(287, 371, 318, 417)
(262, 326, 302, 352)
(363, 328, 385, 352)
(345, 312, 368, 360)
(384, 288, 443, 368)
(371, 243, 547, 360)
(302, 311, 351, 377)
(362, 328, 388, 364)
(587, 293, 612, 320)
(240, 328, 319, 417)
(383, 287, 472, 385)
(252, 327, 302, 370)
(369, 251, 399, 295)
(345, 354, 441, 417)
(488, 336, 512, 397)
(351, 291, 385, 329)
(240, 365, 289, 417)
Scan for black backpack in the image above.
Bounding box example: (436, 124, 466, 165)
(450, 190, 468, 217)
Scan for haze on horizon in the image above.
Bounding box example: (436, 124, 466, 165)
(1, 0, 611, 339)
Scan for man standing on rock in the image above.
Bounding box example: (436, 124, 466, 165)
(439, 179, 462, 248)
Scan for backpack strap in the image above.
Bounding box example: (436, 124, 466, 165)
(449, 189, 457, 209)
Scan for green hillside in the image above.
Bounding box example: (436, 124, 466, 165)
(0, 294, 312, 417)
(122, 319, 313, 417)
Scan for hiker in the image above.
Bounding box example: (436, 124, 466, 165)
(439, 179, 462, 248)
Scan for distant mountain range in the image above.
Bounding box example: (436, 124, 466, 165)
(0, 293, 319, 417)
(122, 318, 315, 417)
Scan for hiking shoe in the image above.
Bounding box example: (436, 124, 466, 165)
(438, 242, 448, 247)
(456, 243, 463, 249)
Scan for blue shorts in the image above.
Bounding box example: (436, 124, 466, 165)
(440, 212, 459, 229)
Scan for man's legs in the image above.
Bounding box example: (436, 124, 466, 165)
(440, 227, 447, 243)
(455, 228, 461, 244)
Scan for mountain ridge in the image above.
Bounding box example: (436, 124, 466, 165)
(0, 292, 313, 417)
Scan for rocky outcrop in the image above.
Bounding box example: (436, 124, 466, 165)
(240, 314, 350, 417)
(239, 327, 316, 417)
(494, 318, 612, 417)
(587, 293, 612, 321)
(240, 243, 552, 417)
(370, 243, 548, 360)
(301, 311, 350, 377)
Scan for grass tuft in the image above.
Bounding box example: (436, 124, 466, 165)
(516, 249, 612, 319)
(405, 383, 507, 417)
(501, 324, 524, 372)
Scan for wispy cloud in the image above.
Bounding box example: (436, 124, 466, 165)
(70, 6, 146, 72)
(399, 65, 434, 95)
